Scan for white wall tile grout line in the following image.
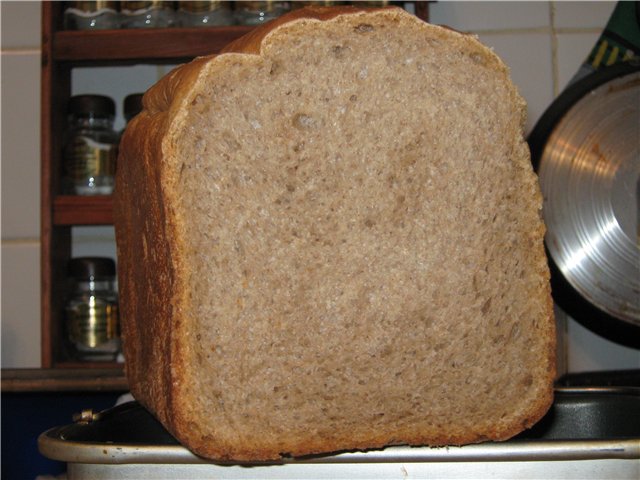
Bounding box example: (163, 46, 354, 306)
(554, 27, 606, 35)
(470, 26, 603, 36)
(1, 238, 40, 246)
(467, 26, 552, 36)
(0, 48, 41, 55)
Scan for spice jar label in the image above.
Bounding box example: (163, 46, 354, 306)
(66, 135, 117, 182)
(66, 301, 119, 349)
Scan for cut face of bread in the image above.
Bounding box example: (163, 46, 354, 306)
(115, 6, 555, 462)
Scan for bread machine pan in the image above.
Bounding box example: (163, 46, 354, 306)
(38, 388, 640, 479)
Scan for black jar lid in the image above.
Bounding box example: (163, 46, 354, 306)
(68, 95, 116, 117)
(68, 257, 116, 279)
(124, 93, 144, 121)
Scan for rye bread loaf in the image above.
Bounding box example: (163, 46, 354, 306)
(114, 5, 556, 461)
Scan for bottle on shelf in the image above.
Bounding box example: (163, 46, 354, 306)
(65, 257, 120, 362)
(64, 1, 120, 30)
(233, 1, 291, 26)
(123, 93, 144, 128)
(177, 1, 234, 27)
(63, 94, 119, 196)
(119, 1, 177, 28)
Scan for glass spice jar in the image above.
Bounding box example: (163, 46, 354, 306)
(65, 257, 120, 362)
(120, 1, 176, 28)
(63, 95, 119, 195)
(177, 1, 234, 27)
(123, 93, 144, 126)
(234, 1, 290, 26)
(64, 1, 120, 30)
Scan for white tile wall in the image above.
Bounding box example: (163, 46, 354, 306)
(553, 1, 617, 29)
(555, 31, 602, 91)
(566, 315, 640, 372)
(1, 241, 41, 368)
(72, 226, 117, 260)
(1, 1, 638, 371)
(1, 53, 41, 239)
(429, 1, 550, 31)
(476, 32, 554, 132)
(1, 1, 42, 368)
(0, 0, 41, 49)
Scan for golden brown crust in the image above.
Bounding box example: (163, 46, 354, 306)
(115, 5, 555, 462)
(114, 107, 174, 429)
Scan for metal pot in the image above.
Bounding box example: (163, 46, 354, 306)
(528, 61, 640, 348)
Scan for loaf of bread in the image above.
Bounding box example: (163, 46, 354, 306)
(114, 5, 556, 461)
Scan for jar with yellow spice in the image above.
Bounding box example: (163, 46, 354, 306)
(65, 257, 120, 361)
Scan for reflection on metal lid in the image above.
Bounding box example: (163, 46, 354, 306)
(538, 70, 640, 325)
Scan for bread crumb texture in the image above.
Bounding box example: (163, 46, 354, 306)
(116, 6, 555, 461)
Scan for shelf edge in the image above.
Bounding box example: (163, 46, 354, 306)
(54, 26, 254, 63)
(53, 195, 114, 225)
(1, 368, 128, 392)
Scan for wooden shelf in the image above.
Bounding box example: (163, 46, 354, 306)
(1, 368, 127, 393)
(54, 26, 254, 64)
(53, 195, 114, 225)
(53, 360, 124, 370)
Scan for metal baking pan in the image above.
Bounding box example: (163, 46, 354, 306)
(39, 387, 640, 479)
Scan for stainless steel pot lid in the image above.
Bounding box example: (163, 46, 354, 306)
(529, 62, 640, 347)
